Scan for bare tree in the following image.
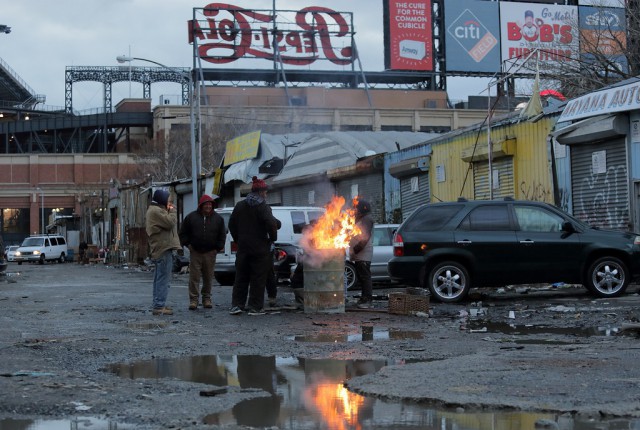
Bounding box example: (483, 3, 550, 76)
(516, 1, 637, 99)
(132, 126, 191, 182)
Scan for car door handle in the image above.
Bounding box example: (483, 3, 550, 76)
(519, 240, 535, 244)
(457, 239, 472, 244)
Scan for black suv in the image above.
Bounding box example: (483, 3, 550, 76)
(388, 198, 640, 303)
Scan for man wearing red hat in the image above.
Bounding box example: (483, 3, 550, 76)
(228, 176, 279, 315)
(179, 194, 226, 310)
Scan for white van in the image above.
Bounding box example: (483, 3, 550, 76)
(15, 235, 68, 265)
(214, 206, 324, 285)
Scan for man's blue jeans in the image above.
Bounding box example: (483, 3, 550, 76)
(152, 250, 173, 309)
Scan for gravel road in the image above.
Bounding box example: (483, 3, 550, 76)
(1, 261, 640, 429)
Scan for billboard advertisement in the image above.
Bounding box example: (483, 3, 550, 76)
(579, 5, 627, 73)
(191, 3, 355, 66)
(383, 0, 433, 71)
(500, 2, 579, 74)
(445, 0, 500, 73)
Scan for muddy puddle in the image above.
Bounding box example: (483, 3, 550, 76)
(104, 354, 639, 429)
(467, 321, 624, 339)
(286, 325, 423, 342)
(0, 416, 133, 429)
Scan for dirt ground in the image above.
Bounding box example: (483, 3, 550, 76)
(1, 261, 640, 429)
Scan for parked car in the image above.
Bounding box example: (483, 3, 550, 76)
(215, 206, 325, 286)
(5, 245, 19, 262)
(388, 198, 640, 303)
(15, 234, 68, 264)
(344, 224, 399, 290)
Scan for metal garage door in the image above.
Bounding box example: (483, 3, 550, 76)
(570, 139, 629, 230)
(400, 174, 430, 220)
(473, 157, 514, 200)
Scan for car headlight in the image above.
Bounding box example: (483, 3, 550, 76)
(15, 251, 21, 256)
(33, 251, 41, 256)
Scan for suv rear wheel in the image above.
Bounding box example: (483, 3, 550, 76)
(585, 256, 629, 298)
(427, 261, 470, 303)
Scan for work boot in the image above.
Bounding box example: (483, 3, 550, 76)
(189, 300, 198, 310)
(203, 298, 213, 309)
(152, 307, 174, 316)
(268, 297, 277, 308)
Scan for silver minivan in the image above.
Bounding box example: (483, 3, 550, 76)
(15, 235, 68, 265)
(214, 206, 324, 285)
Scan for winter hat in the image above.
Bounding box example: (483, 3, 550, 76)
(198, 194, 216, 206)
(152, 189, 169, 206)
(355, 199, 371, 215)
(251, 176, 268, 192)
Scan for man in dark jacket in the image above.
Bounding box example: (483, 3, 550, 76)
(179, 194, 226, 310)
(349, 198, 375, 309)
(228, 176, 279, 315)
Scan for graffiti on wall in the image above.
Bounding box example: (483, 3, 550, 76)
(519, 180, 552, 202)
(574, 164, 629, 230)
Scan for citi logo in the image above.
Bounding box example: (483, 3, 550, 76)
(453, 20, 481, 40)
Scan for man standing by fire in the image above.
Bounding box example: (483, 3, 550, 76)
(228, 176, 279, 315)
(179, 194, 226, 311)
(349, 199, 374, 309)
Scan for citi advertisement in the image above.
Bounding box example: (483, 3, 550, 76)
(384, 0, 433, 71)
(445, 0, 500, 73)
(500, 2, 579, 74)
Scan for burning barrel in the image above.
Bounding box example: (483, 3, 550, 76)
(303, 248, 345, 314)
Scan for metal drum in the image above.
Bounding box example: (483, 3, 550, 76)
(303, 248, 345, 314)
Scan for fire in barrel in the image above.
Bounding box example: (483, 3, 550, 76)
(299, 196, 361, 314)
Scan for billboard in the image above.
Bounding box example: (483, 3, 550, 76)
(445, 0, 500, 73)
(578, 0, 626, 6)
(579, 5, 627, 73)
(383, 0, 433, 71)
(190, 3, 354, 66)
(500, 2, 579, 74)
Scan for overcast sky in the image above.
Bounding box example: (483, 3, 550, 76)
(1, 0, 490, 111)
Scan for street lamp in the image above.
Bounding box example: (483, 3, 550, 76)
(116, 55, 198, 211)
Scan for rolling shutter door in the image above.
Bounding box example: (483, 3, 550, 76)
(570, 139, 629, 230)
(473, 157, 514, 200)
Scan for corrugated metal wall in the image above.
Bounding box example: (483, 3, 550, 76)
(399, 174, 430, 220)
(570, 138, 630, 230)
(336, 173, 385, 223)
(281, 181, 335, 207)
(429, 117, 556, 202)
(384, 145, 432, 222)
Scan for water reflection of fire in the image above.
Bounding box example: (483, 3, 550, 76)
(305, 196, 361, 251)
(304, 381, 365, 430)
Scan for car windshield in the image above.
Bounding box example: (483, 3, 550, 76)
(22, 238, 44, 247)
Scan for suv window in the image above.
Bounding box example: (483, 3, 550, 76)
(50, 238, 58, 246)
(514, 206, 564, 232)
(403, 204, 464, 231)
(58, 237, 66, 245)
(458, 205, 511, 231)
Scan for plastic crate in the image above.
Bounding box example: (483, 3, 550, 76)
(388, 292, 429, 315)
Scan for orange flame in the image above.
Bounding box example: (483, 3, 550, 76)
(305, 382, 364, 430)
(309, 196, 361, 250)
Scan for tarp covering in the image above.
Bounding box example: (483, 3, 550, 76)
(223, 131, 439, 185)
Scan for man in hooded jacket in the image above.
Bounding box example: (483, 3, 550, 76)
(179, 194, 226, 310)
(228, 176, 279, 315)
(349, 198, 375, 309)
(146, 189, 181, 315)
